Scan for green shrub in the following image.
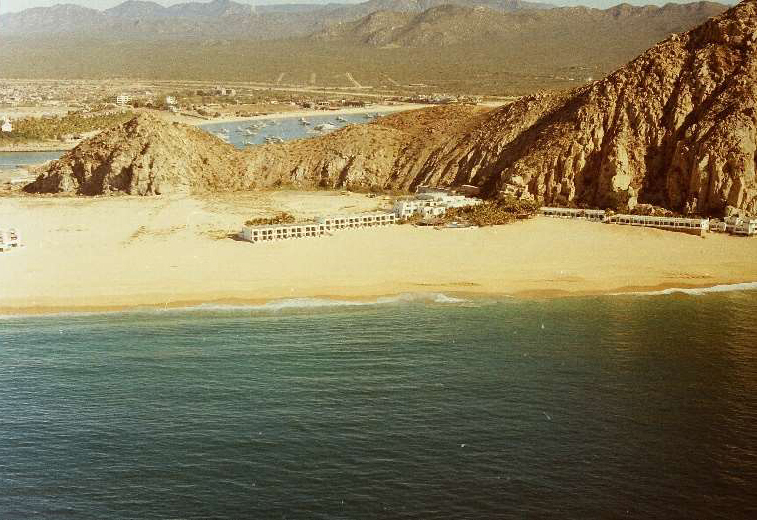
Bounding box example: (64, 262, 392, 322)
(443, 197, 539, 226)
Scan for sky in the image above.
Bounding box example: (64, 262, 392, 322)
(0, 0, 737, 15)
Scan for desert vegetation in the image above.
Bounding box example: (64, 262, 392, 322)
(443, 197, 540, 226)
(244, 212, 297, 226)
(0, 111, 134, 143)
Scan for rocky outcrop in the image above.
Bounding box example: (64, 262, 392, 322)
(25, 115, 241, 195)
(27, 1, 757, 215)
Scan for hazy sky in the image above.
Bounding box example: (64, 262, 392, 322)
(0, 0, 737, 15)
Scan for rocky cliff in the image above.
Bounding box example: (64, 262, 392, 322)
(25, 115, 241, 196)
(27, 1, 757, 215)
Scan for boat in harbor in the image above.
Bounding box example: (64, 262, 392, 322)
(314, 123, 337, 132)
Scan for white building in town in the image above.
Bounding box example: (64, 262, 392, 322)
(166, 96, 177, 106)
(116, 94, 132, 106)
(1, 118, 12, 133)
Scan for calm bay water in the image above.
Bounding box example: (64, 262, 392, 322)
(0, 112, 383, 168)
(0, 151, 63, 168)
(1, 291, 756, 519)
(200, 112, 381, 149)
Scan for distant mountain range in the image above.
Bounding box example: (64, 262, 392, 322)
(0, 0, 555, 39)
(27, 0, 757, 216)
(0, 0, 731, 95)
(312, 2, 727, 47)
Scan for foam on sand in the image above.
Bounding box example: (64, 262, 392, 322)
(614, 282, 757, 297)
(191, 292, 470, 312)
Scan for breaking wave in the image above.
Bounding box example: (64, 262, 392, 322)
(614, 281, 757, 297)
(0, 293, 471, 320)
(188, 293, 470, 312)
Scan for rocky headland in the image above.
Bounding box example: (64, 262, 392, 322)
(26, 0, 757, 216)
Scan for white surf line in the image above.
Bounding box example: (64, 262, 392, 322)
(611, 281, 757, 297)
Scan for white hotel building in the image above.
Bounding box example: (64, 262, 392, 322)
(240, 212, 396, 243)
(394, 190, 483, 219)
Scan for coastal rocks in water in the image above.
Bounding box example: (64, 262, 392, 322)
(26, 1, 757, 215)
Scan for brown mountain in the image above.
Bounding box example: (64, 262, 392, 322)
(313, 2, 728, 47)
(0, 2, 730, 94)
(0, 0, 552, 39)
(27, 1, 757, 216)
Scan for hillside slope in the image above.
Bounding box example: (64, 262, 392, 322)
(0, 0, 552, 39)
(314, 2, 727, 48)
(27, 1, 757, 216)
(25, 116, 241, 196)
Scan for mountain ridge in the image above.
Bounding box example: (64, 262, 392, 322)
(0, 0, 555, 38)
(26, 1, 757, 216)
(313, 2, 728, 47)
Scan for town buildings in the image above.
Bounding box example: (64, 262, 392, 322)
(116, 94, 132, 106)
(1, 118, 12, 133)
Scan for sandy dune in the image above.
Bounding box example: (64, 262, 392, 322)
(2, 191, 757, 315)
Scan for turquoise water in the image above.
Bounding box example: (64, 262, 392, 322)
(1, 291, 756, 519)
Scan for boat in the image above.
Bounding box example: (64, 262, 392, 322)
(264, 136, 284, 144)
(299, 118, 311, 126)
(336, 116, 348, 122)
(314, 123, 337, 132)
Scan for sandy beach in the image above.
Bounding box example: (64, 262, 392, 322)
(2, 191, 757, 315)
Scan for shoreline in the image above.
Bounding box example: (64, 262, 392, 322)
(0, 104, 434, 152)
(3, 280, 757, 318)
(0, 143, 76, 152)
(186, 103, 434, 126)
(3, 193, 757, 318)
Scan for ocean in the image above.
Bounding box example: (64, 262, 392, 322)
(1, 290, 756, 519)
